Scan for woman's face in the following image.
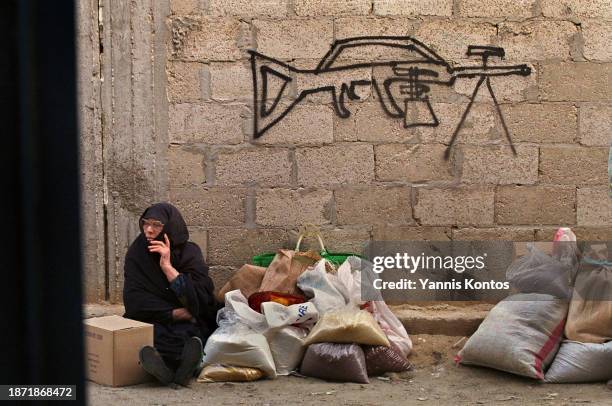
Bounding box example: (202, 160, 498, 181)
(141, 218, 164, 241)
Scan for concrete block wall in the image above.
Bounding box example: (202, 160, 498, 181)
(77, 0, 611, 302)
(164, 0, 611, 289)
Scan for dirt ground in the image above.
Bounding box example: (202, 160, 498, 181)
(87, 334, 611, 405)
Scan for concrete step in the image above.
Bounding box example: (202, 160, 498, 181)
(84, 302, 491, 336)
(390, 303, 492, 336)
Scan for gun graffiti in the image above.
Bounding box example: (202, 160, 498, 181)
(249, 36, 531, 159)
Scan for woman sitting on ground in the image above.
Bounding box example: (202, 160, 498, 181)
(123, 202, 220, 387)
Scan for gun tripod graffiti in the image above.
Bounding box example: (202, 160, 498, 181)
(249, 37, 531, 159)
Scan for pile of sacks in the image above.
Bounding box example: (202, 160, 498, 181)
(198, 255, 412, 383)
(456, 228, 612, 384)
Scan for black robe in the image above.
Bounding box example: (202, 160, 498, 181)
(123, 203, 220, 362)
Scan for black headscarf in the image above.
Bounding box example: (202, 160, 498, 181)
(123, 202, 219, 348)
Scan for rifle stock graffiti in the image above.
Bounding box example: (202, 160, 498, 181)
(249, 36, 531, 159)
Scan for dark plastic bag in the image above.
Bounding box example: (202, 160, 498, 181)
(506, 244, 577, 300)
(363, 345, 411, 376)
(300, 343, 369, 384)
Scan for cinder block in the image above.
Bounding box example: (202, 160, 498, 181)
(256, 189, 333, 226)
(540, 63, 612, 102)
(460, 145, 538, 185)
(457, 0, 537, 18)
(254, 104, 334, 145)
(374, 0, 453, 16)
(415, 20, 496, 61)
(187, 226, 208, 261)
(207, 227, 289, 265)
(496, 186, 575, 225)
(168, 145, 206, 187)
(289, 226, 372, 254)
(334, 103, 419, 143)
(209, 0, 289, 17)
(170, 17, 249, 61)
(579, 104, 612, 146)
(208, 265, 238, 292)
(535, 226, 612, 242)
(335, 186, 413, 225)
(539, 146, 608, 186)
(497, 21, 577, 61)
(541, 0, 612, 20)
(170, 0, 202, 15)
(296, 144, 374, 187)
(452, 227, 535, 241)
(334, 17, 418, 40)
(372, 225, 451, 241)
(504, 103, 577, 143)
(209, 62, 253, 101)
(375, 144, 454, 182)
(167, 61, 204, 103)
(292, 61, 372, 104)
(253, 19, 333, 59)
(414, 187, 495, 226)
(170, 187, 247, 226)
(454, 63, 537, 103)
(417, 103, 498, 144)
(168, 103, 246, 144)
(215, 147, 292, 186)
(582, 21, 612, 62)
(294, 0, 371, 16)
(577, 187, 612, 226)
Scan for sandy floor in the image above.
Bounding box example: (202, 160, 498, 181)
(87, 334, 611, 405)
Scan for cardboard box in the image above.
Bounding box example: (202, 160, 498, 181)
(84, 315, 153, 387)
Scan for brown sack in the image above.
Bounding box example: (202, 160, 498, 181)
(258, 249, 320, 296)
(565, 263, 612, 344)
(216, 264, 267, 303)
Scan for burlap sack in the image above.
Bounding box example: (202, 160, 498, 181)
(258, 249, 320, 296)
(216, 264, 266, 303)
(565, 264, 612, 343)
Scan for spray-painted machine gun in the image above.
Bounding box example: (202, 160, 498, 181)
(249, 37, 531, 158)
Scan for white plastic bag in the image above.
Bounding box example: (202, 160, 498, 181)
(297, 260, 347, 315)
(265, 326, 307, 375)
(203, 310, 277, 378)
(367, 301, 412, 357)
(337, 256, 365, 306)
(261, 301, 318, 330)
(203, 290, 277, 377)
(222, 289, 267, 332)
(338, 256, 412, 357)
(545, 340, 612, 383)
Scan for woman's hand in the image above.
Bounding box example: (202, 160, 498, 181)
(172, 307, 194, 322)
(149, 234, 179, 282)
(148, 233, 172, 269)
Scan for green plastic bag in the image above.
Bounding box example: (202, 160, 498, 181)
(252, 232, 362, 268)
